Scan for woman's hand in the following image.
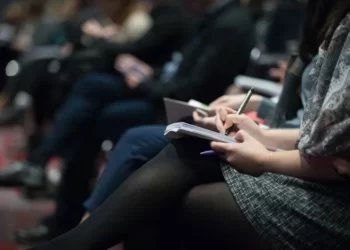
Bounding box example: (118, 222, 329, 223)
(193, 111, 217, 131)
(215, 107, 266, 144)
(211, 130, 269, 176)
(332, 158, 350, 178)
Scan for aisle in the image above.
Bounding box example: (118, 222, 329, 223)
(0, 189, 54, 250)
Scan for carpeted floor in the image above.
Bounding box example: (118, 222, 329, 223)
(0, 126, 53, 250)
(0, 126, 121, 250)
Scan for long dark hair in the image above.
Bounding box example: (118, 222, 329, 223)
(299, 0, 350, 61)
(271, 0, 350, 128)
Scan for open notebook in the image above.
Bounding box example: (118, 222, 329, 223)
(165, 122, 282, 152)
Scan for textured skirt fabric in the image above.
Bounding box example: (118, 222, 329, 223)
(221, 163, 350, 250)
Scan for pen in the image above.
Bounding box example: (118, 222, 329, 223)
(200, 150, 216, 156)
(225, 87, 254, 135)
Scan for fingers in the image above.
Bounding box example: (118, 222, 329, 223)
(222, 113, 246, 131)
(234, 130, 252, 142)
(215, 107, 237, 133)
(192, 111, 203, 122)
(210, 142, 236, 153)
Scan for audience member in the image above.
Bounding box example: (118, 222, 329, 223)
(81, 53, 314, 219)
(0, 0, 193, 143)
(82, 0, 152, 44)
(25, 1, 350, 249)
(10, 0, 255, 244)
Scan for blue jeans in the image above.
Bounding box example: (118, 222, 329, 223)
(84, 125, 169, 212)
(30, 73, 155, 163)
(31, 73, 157, 226)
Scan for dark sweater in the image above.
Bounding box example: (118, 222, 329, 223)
(137, 1, 256, 105)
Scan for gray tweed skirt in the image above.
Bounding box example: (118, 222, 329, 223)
(221, 163, 350, 250)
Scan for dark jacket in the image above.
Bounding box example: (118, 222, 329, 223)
(138, 1, 255, 104)
(94, 3, 195, 67)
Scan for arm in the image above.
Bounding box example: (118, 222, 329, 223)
(92, 10, 191, 64)
(138, 26, 254, 101)
(263, 150, 345, 181)
(262, 129, 299, 150)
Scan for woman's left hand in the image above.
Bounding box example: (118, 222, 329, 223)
(211, 130, 269, 176)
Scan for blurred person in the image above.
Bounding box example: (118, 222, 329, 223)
(12, 0, 255, 244)
(0, 0, 193, 141)
(264, 0, 304, 53)
(26, 0, 350, 249)
(82, 0, 152, 44)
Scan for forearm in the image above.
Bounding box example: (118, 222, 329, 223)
(263, 129, 299, 150)
(263, 150, 345, 181)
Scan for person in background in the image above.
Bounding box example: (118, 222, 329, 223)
(82, 0, 152, 45)
(12, 0, 255, 244)
(264, 0, 304, 53)
(26, 0, 350, 249)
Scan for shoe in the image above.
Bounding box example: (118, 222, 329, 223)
(14, 224, 53, 245)
(14, 216, 72, 245)
(0, 161, 45, 188)
(0, 106, 25, 126)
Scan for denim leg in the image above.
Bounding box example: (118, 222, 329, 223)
(53, 100, 158, 224)
(96, 99, 157, 141)
(54, 134, 100, 229)
(84, 125, 169, 212)
(29, 73, 129, 164)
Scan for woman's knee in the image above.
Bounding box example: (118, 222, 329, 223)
(182, 183, 268, 249)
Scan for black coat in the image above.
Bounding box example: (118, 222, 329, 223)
(94, 3, 195, 67)
(138, 1, 256, 104)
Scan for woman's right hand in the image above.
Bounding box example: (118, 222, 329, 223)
(215, 107, 266, 144)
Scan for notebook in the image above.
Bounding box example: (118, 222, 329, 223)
(163, 98, 215, 124)
(164, 122, 282, 152)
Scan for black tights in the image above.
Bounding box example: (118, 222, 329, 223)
(30, 138, 268, 250)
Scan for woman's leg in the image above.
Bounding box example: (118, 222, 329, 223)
(29, 138, 223, 250)
(181, 183, 270, 250)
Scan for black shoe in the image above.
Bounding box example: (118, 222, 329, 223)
(14, 224, 54, 245)
(14, 216, 73, 245)
(0, 106, 25, 126)
(0, 161, 45, 188)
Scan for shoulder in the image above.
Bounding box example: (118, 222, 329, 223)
(214, 4, 253, 31)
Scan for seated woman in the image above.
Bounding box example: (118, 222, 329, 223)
(27, 1, 350, 249)
(82, 54, 313, 217)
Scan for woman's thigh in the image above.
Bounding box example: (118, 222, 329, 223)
(182, 182, 270, 250)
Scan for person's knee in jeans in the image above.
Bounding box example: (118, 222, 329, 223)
(72, 73, 125, 102)
(83, 125, 170, 218)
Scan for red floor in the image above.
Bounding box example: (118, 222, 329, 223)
(0, 126, 52, 250)
(0, 189, 54, 250)
(0, 126, 121, 250)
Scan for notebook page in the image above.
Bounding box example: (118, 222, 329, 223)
(165, 122, 283, 152)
